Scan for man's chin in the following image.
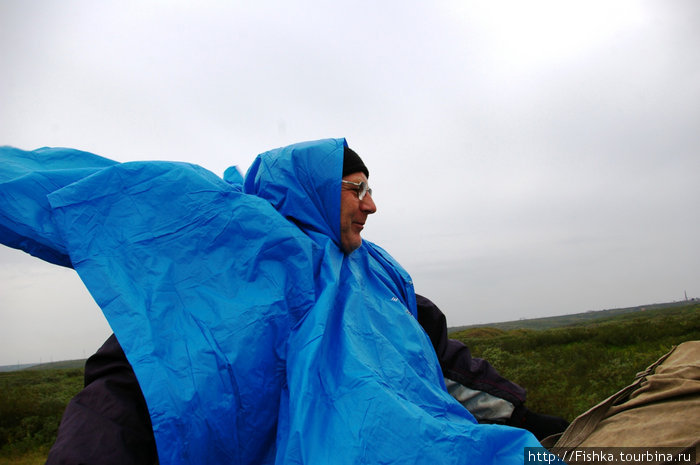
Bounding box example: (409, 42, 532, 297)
(341, 237, 363, 254)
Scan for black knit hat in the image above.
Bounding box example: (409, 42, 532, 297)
(343, 146, 369, 178)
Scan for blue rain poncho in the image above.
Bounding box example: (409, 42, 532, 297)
(0, 139, 540, 464)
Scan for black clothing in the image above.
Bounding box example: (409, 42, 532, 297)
(45, 334, 158, 465)
(416, 294, 526, 406)
(507, 405, 571, 441)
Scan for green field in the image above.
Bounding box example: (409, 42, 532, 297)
(0, 367, 83, 464)
(1, 302, 698, 464)
(451, 302, 700, 420)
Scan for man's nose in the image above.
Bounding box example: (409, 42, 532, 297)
(361, 194, 377, 214)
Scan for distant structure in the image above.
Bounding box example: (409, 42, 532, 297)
(686, 290, 689, 301)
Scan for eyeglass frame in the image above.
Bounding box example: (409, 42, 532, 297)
(341, 180, 373, 201)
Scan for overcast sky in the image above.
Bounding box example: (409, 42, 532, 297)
(1, 1, 698, 366)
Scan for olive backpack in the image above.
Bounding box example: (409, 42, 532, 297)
(541, 341, 699, 464)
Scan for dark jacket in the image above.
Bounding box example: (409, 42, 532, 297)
(416, 294, 526, 406)
(46, 334, 158, 465)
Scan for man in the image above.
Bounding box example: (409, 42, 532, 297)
(3, 139, 545, 464)
(337, 146, 376, 254)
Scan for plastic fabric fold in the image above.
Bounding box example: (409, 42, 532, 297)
(0, 146, 116, 266)
(0, 141, 541, 464)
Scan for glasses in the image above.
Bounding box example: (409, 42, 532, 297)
(341, 180, 373, 201)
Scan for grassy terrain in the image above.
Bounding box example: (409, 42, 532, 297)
(0, 367, 83, 464)
(0, 360, 85, 374)
(448, 300, 699, 333)
(0, 302, 697, 463)
(450, 302, 700, 420)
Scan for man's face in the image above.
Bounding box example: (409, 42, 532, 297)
(340, 171, 377, 254)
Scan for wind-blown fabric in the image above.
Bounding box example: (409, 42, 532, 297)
(0, 140, 540, 464)
(0, 146, 116, 267)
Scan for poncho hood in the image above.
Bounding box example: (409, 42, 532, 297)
(243, 138, 345, 250)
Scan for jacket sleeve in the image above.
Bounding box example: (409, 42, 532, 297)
(415, 294, 526, 416)
(45, 334, 158, 465)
